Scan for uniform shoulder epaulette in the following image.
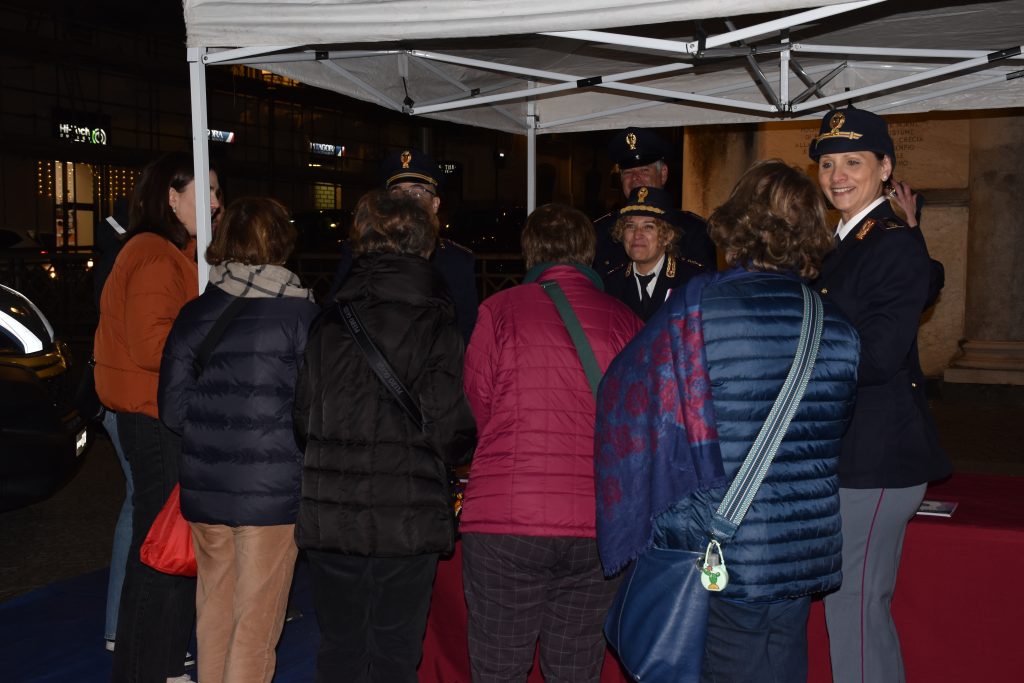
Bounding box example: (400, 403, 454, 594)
(439, 237, 474, 255)
(883, 218, 909, 230)
(854, 218, 877, 240)
(605, 263, 628, 277)
(679, 256, 705, 270)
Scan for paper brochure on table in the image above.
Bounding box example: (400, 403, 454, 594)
(916, 499, 958, 517)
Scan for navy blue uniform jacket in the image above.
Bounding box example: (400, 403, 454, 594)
(813, 202, 951, 489)
(602, 255, 710, 322)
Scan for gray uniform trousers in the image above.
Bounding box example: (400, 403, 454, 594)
(824, 484, 927, 683)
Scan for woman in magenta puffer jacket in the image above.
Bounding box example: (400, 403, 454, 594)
(461, 203, 643, 683)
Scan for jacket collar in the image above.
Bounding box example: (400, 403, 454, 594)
(523, 261, 604, 290)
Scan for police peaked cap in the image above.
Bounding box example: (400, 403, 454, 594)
(608, 127, 672, 170)
(617, 186, 677, 222)
(808, 106, 896, 169)
(381, 148, 443, 190)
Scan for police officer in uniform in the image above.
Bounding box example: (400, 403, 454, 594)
(602, 185, 709, 322)
(809, 106, 951, 683)
(327, 148, 478, 343)
(593, 126, 716, 273)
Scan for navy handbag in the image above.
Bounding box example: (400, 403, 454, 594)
(605, 546, 709, 682)
(604, 284, 823, 683)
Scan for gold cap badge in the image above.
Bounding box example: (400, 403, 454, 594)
(637, 187, 649, 203)
(815, 111, 863, 144)
(400, 150, 412, 168)
(626, 132, 637, 151)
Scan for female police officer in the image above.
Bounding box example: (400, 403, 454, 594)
(810, 106, 951, 683)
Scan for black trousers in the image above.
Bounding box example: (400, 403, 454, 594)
(111, 412, 195, 683)
(307, 550, 439, 683)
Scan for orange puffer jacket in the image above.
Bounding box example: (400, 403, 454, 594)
(94, 232, 197, 419)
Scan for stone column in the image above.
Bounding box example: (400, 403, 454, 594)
(944, 113, 1024, 385)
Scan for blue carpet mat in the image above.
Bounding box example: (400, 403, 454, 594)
(0, 562, 318, 682)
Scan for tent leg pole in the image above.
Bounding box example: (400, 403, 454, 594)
(527, 82, 537, 214)
(188, 47, 213, 293)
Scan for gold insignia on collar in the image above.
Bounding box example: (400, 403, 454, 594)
(855, 218, 876, 240)
(637, 187, 648, 203)
(626, 132, 637, 151)
(666, 255, 676, 278)
(400, 150, 412, 168)
(815, 112, 864, 144)
(624, 263, 633, 277)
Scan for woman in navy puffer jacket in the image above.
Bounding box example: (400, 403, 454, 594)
(159, 197, 319, 683)
(598, 161, 860, 683)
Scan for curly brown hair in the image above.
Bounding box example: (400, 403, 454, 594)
(349, 190, 438, 258)
(708, 159, 832, 279)
(205, 197, 296, 266)
(521, 203, 595, 269)
(609, 215, 679, 256)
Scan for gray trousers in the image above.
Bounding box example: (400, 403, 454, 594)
(824, 484, 926, 683)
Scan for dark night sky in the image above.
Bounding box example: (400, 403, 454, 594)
(46, 0, 186, 39)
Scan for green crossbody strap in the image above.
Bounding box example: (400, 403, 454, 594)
(539, 280, 603, 399)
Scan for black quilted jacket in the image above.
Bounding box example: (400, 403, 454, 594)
(294, 252, 477, 557)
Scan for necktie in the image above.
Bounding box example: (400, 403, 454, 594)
(636, 272, 655, 314)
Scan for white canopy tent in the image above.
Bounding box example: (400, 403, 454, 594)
(183, 0, 1024, 286)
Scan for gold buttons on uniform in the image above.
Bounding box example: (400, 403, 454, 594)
(911, 382, 918, 388)
(820, 288, 829, 295)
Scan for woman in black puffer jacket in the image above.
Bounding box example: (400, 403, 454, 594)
(159, 197, 319, 683)
(294, 190, 477, 683)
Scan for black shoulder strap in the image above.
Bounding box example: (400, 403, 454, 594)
(338, 302, 424, 430)
(193, 295, 247, 377)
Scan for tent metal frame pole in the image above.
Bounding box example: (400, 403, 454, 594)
(410, 49, 580, 82)
(538, 62, 843, 129)
(187, 47, 213, 292)
(780, 43, 791, 105)
(417, 78, 523, 107)
(527, 82, 537, 213)
(201, 45, 299, 64)
(792, 46, 1024, 112)
(206, 50, 401, 66)
(413, 81, 578, 114)
(601, 81, 778, 112)
(874, 71, 1024, 111)
(411, 56, 529, 130)
(413, 48, 792, 116)
(320, 60, 406, 112)
(793, 44, 1024, 61)
(543, 0, 884, 56)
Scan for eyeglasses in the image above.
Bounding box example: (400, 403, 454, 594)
(389, 186, 436, 200)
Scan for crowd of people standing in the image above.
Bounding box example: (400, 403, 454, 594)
(92, 104, 947, 683)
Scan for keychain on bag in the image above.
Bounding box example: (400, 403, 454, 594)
(699, 539, 728, 591)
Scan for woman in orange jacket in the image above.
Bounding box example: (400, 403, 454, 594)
(94, 152, 219, 683)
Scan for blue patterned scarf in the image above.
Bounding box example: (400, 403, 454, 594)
(595, 271, 728, 575)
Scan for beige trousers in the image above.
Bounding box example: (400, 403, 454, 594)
(190, 522, 298, 683)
